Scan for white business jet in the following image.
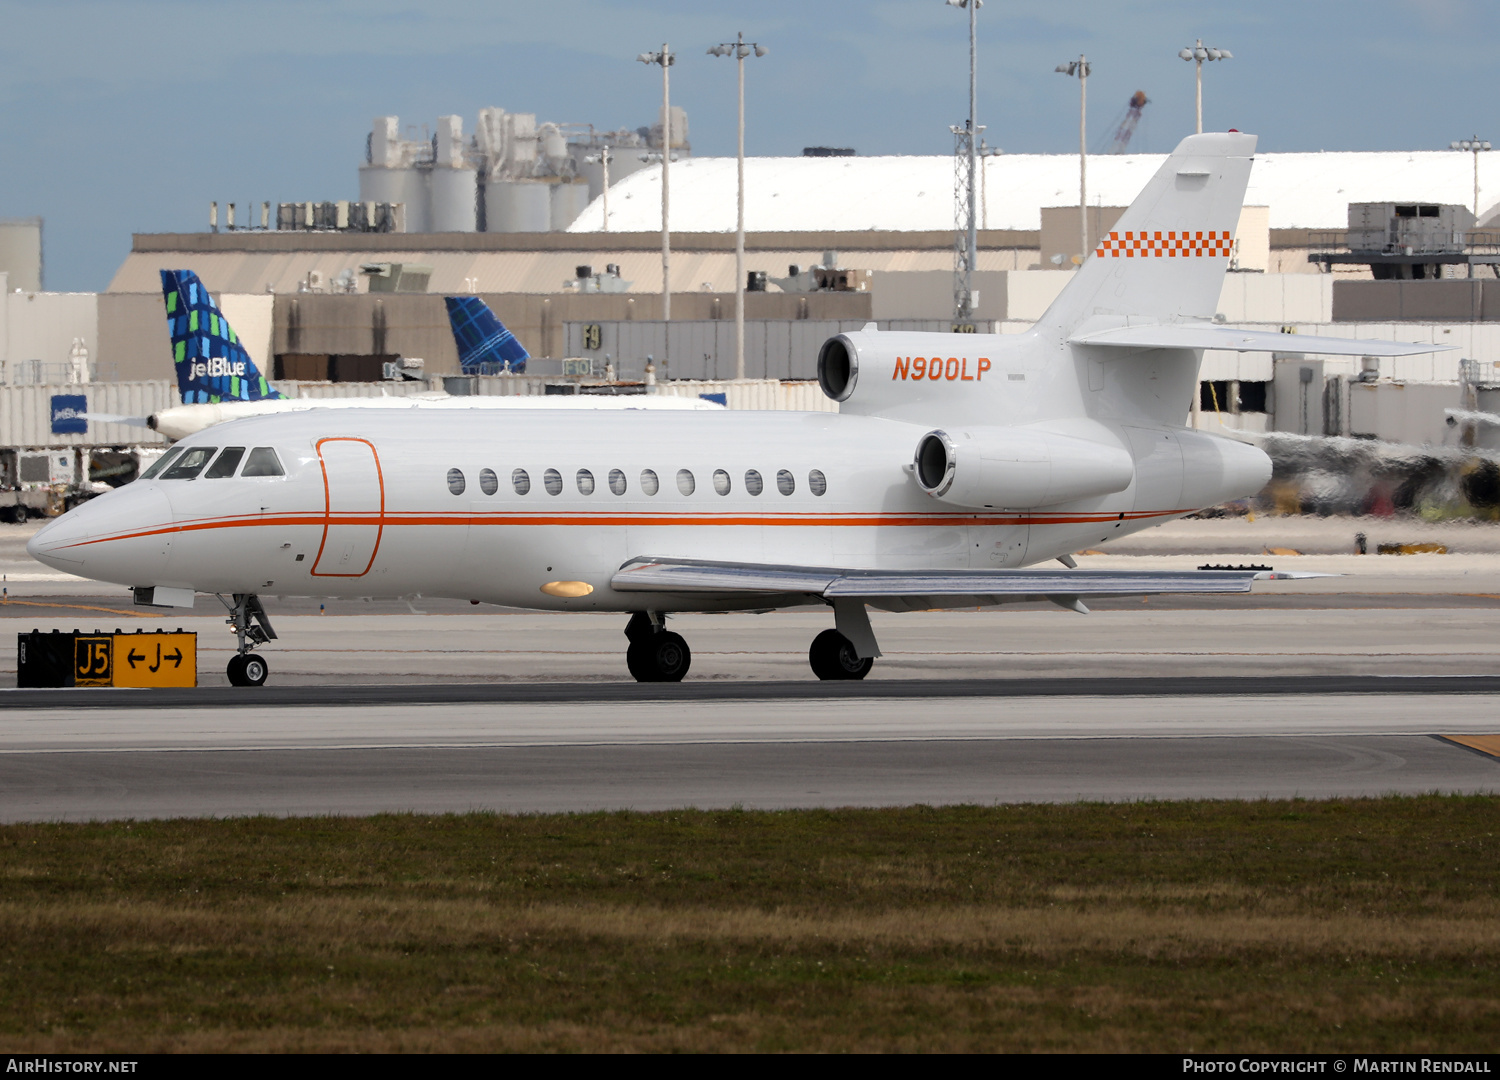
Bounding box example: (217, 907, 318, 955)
(30, 133, 1442, 685)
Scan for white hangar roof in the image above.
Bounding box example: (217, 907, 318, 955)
(568, 150, 1500, 234)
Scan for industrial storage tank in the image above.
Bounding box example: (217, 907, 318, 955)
(486, 179, 551, 232)
(358, 166, 427, 233)
(429, 167, 476, 232)
(428, 115, 477, 233)
(550, 180, 591, 231)
(359, 117, 429, 233)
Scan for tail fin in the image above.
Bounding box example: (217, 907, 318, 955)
(444, 296, 529, 374)
(160, 270, 282, 404)
(1038, 131, 1257, 334)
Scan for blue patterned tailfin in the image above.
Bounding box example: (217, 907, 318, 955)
(160, 269, 282, 404)
(445, 296, 529, 374)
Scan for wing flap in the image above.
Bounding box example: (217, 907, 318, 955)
(1070, 324, 1448, 357)
(611, 557, 1262, 598)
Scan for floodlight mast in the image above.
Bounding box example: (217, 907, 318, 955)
(638, 45, 675, 369)
(1451, 137, 1492, 222)
(1055, 56, 1091, 267)
(710, 33, 768, 382)
(585, 148, 612, 232)
(1178, 38, 1231, 134)
(946, 0, 982, 324)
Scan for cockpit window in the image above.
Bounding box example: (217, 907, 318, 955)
(161, 446, 218, 481)
(204, 447, 246, 479)
(241, 447, 285, 477)
(139, 447, 186, 480)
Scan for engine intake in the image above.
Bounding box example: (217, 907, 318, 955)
(817, 335, 857, 401)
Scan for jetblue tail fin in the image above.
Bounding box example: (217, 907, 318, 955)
(160, 270, 282, 404)
(445, 296, 529, 374)
(1038, 131, 1257, 335)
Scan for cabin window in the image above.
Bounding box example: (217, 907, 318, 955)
(577, 469, 596, 495)
(776, 469, 795, 495)
(609, 468, 627, 495)
(744, 469, 764, 496)
(141, 447, 186, 480)
(712, 469, 731, 495)
(512, 468, 531, 495)
(543, 468, 563, 496)
(447, 468, 466, 496)
(241, 447, 284, 477)
(676, 469, 696, 496)
(640, 469, 660, 495)
(161, 446, 218, 481)
(479, 468, 499, 496)
(204, 447, 245, 479)
(809, 469, 828, 496)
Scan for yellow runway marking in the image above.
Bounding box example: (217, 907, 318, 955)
(1441, 735, 1500, 759)
(0, 599, 141, 618)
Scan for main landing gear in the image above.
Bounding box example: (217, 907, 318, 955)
(219, 593, 278, 687)
(809, 629, 873, 681)
(622, 601, 882, 682)
(624, 611, 691, 682)
(810, 599, 881, 681)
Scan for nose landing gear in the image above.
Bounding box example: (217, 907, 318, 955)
(624, 611, 691, 682)
(219, 593, 277, 687)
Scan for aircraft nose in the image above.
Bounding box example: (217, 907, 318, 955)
(27, 486, 174, 584)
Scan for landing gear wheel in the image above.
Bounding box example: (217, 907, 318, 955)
(809, 629, 873, 681)
(227, 653, 269, 687)
(626, 631, 691, 682)
(4, 505, 26, 525)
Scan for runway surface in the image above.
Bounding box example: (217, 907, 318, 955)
(1, 683, 1496, 819)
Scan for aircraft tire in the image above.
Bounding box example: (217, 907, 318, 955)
(627, 632, 691, 682)
(227, 653, 269, 687)
(809, 629, 873, 681)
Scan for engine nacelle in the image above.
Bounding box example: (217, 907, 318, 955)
(818, 329, 1015, 418)
(913, 426, 1135, 509)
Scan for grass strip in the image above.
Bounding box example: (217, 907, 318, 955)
(1, 796, 1497, 1052)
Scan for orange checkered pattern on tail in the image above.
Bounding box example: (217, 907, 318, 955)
(1094, 230, 1233, 258)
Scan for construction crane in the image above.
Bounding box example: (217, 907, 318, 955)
(1105, 90, 1149, 154)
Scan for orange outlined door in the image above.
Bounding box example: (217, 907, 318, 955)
(311, 438, 384, 576)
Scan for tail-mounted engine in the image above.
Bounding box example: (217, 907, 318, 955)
(913, 426, 1134, 509)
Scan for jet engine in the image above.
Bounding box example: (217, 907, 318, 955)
(913, 426, 1135, 509)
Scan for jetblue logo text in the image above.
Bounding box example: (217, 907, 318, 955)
(891, 357, 992, 382)
(187, 358, 247, 381)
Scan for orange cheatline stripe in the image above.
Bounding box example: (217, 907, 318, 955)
(1440, 735, 1500, 760)
(54, 507, 1186, 551)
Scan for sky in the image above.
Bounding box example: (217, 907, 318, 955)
(0, 0, 1493, 291)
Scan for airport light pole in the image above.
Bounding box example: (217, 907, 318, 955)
(585, 148, 612, 232)
(709, 34, 768, 382)
(946, 0, 982, 323)
(638, 45, 675, 368)
(1178, 39, 1231, 134)
(1451, 137, 1491, 221)
(1055, 56, 1090, 265)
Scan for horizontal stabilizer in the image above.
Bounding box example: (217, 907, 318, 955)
(612, 557, 1264, 600)
(1070, 324, 1449, 357)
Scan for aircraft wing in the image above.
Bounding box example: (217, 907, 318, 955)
(1069, 324, 1448, 357)
(611, 556, 1284, 603)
